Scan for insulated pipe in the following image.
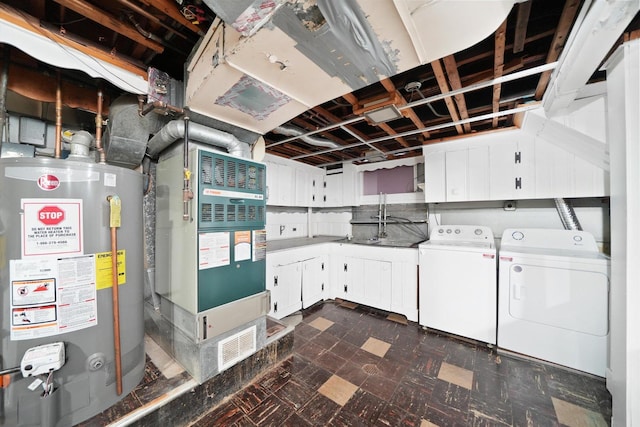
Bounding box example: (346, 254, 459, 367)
(554, 198, 582, 231)
(54, 72, 62, 159)
(147, 120, 251, 159)
(0, 45, 9, 147)
(272, 126, 341, 149)
(96, 89, 105, 164)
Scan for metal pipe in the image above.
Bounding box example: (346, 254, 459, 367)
(140, 100, 184, 117)
(182, 116, 193, 221)
(113, 0, 190, 41)
(96, 88, 105, 163)
(106, 195, 123, 396)
(0, 45, 9, 148)
(147, 120, 251, 159)
(54, 72, 62, 159)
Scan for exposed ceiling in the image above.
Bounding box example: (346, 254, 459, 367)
(1, 0, 639, 168)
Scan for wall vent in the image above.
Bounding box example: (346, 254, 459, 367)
(218, 325, 257, 371)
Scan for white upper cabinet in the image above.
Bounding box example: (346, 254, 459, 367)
(423, 122, 608, 202)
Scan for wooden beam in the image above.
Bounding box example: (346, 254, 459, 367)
(493, 19, 507, 127)
(513, 1, 532, 53)
(430, 59, 464, 134)
(534, 0, 581, 100)
(442, 55, 471, 132)
(379, 78, 430, 140)
(0, 3, 147, 78)
(140, 0, 205, 35)
(51, 0, 165, 53)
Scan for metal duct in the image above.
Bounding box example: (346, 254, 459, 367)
(273, 126, 340, 149)
(104, 96, 162, 168)
(147, 120, 252, 159)
(554, 198, 583, 231)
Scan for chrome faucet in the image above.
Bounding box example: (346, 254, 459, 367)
(377, 193, 388, 239)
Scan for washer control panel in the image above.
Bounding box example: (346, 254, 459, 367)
(429, 225, 494, 243)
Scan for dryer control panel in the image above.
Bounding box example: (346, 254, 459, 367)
(501, 228, 599, 252)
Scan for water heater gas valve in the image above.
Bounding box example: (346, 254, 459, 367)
(21, 342, 66, 377)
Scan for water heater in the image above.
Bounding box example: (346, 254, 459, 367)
(0, 157, 145, 426)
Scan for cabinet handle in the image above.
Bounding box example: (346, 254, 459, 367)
(321, 262, 325, 271)
(344, 263, 348, 272)
(274, 276, 278, 286)
(344, 284, 347, 293)
(274, 302, 278, 312)
(322, 283, 324, 291)
(323, 195, 326, 202)
(515, 177, 522, 190)
(515, 151, 521, 164)
(312, 195, 315, 201)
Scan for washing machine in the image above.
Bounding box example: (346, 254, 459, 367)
(419, 225, 497, 344)
(498, 228, 610, 376)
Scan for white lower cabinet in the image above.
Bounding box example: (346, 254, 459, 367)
(267, 261, 301, 319)
(331, 244, 418, 322)
(268, 243, 418, 321)
(302, 256, 328, 309)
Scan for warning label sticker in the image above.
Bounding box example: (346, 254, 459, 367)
(9, 255, 97, 341)
(21, 198, 83, 257)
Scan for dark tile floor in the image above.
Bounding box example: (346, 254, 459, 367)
(190, 301, 612, 427)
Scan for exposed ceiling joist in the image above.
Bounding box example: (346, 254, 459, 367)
(493, 19, 508, 127)
(513, 1, 532, 53)
(430, 59, 464, 134)
(442, 55, 472, 133)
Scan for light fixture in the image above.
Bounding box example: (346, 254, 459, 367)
(362, 104, 403, 124)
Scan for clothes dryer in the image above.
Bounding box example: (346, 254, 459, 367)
(419, 225, 497, 344)
(498, 228, 610, 376)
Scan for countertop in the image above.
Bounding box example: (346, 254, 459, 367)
(266, 236, 422, 252)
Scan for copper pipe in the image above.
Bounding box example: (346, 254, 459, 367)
(107, 196, 123, 396)
(140, 100, 184, 117)
(54, 72, 62, 159)
(96, 88, 105, 163)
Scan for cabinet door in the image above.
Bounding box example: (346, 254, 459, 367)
(277, 164, 295, 206)
(390, 261, 418, 322)
(445, 149, 468, 201)
(467, 146, 490, 200)
(340, 257, 365, 303)
(424, 151, 446, 202)
(302, 256, 328, 308)
(489, 136, 535, 200)
(268, 262, 301, 319)
(266, 161, 278, 205)
(362, 259, 392, 311)
(295, 168, 311, 206)
(310, 170, 325, 207)
(324, 173, 344, 207)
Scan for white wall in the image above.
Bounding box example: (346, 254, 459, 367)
(266, 209, 352, 240)
(430, 199, 609, 250)
(605, 39, 640, 427)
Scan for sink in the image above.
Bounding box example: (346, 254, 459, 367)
(347, 238, 420, 248)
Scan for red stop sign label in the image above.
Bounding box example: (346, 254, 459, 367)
(38, 206, 65, 225)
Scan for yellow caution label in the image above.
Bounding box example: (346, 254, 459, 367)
(109, 196, 121, 228)
(95, 250, 126, 290)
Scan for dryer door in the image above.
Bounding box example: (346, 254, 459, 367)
(508, 263, 609, 336)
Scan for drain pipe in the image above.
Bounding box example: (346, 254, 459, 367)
(147, 120, 251, 159)
(554, 198, 582, 231)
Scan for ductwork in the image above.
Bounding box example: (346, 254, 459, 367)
(272, 126, 340, 149)
(146, 120, 252, 159)
(554, 198, 582, 231)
